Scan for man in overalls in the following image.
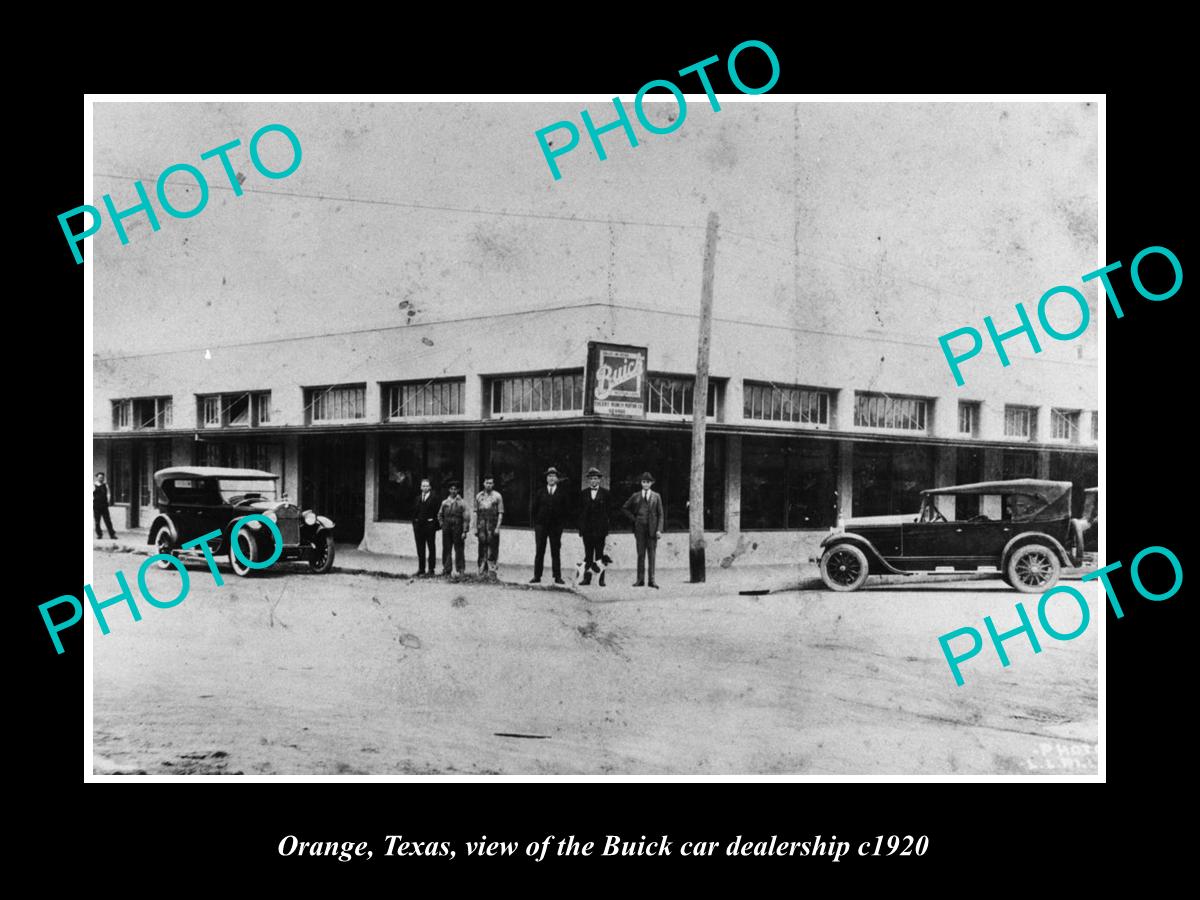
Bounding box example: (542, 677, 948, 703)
(473, 475, 504, 577)
(438, 480, 470, 576)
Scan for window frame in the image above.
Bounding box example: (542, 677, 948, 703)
(646, 373, 720, 421)
(113, 395, 172, 431)
(486, 370, 585, 419)
(853, 391, 929, 434)
(743, 381, 831, 428)
(305, 383, 368, 425)
(957, 401, 980, 438)
(1050, 407, 1082, 444)
(1003, 404, 1038, 442)
(197, 390, 272, 429)
(382, 377, 467, 422)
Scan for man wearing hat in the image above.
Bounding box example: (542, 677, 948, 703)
(437, 479, 470, 576)
(530, 466, 570, 584)
(577, 467, 612, 585)
(622, 472, 663, 588)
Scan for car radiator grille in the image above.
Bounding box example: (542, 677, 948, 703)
(275, 507, 300, 546)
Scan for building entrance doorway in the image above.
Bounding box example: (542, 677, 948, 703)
(301, 434, 366, 543)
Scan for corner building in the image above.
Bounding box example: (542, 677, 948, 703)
(91, 102, 1098, 567)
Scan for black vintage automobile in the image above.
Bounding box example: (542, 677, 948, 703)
(146, 467, 336, 576)
(814, 479, 1086, 593)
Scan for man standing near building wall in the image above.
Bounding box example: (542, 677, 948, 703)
(578, 467, 611, 586)
(622, 472, 663, 588)
(473, 475, 504, 577)
(412, 477, 439, 577)
(438, 480, 469, 576)
(93, 472, 117, 540)
(530, 466, 569, 584)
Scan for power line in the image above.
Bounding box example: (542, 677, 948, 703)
(94, 171, 705, 233)
(94, 298, 1097, 369)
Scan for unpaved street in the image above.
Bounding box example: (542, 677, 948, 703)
(92, 549, 1097, 775)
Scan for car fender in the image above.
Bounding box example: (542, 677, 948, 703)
(225, 514, 267, 554)
(316, 515, 335, 530)
(1001, 532, 1072, 570)
(818, 532, 906, 575)
(146, 514, 177, 546)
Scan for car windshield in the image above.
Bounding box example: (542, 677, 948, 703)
(217, 478, 278, 504)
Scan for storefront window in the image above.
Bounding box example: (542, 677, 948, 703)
(1049, 452, 1098, 517)
(379, 433, 464, 520)
(109, 441, 132, 504)
(138, 439, 172, 507)
(481, 428, 583, 527)
(609, 430, 724, 531)
(955, 447, 985, 519)
(1002, 449, 1038, 480)
(741, 436, 837, 529)
(852, 442, 935, 517)
(194, 439, 280, 473)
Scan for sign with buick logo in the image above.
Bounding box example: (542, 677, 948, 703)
(585, 341, 648, 417)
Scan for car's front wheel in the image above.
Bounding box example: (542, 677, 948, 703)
(1006, 544, 1061, 593)
(309, 532, 336, 574)
(229, 530, 257, 577)
(820, 544, 870, 592)
(154, 526, 175, 569)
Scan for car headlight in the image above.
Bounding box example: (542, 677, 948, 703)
(303, 511, 317, 526)
(266, 510, 278, 522)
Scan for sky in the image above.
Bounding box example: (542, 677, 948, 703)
(92, 99, 1099, 386)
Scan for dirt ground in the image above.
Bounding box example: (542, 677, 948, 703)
(91, 549, 1098, 776)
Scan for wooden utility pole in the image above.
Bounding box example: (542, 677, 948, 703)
(689, 212, 719, 583)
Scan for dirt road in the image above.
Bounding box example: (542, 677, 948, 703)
(91, 550, 1097, 775)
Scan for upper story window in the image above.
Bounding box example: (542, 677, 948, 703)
(198, 391, 272, 428)
(305, 384, 366, 424)
(1004, 404, 1038, 441)
(1091, 410, 1099, 442)
(488, 370, 584, 417)
(854, 391, 928, 432)
(744, 382, 829, 426)
(958, 401, 980, 437)
(647, 374, 718, 419)
(1051, 408, 1081, 443)
(384, 378, 465, 420)
(113, 396, 172, 431)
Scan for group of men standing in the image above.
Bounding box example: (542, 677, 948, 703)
(409, 467, 664, 588)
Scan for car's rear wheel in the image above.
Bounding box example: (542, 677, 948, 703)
(309, 532, 336, 574)
(229, 530, 256, 577)
(1006, 543, 1060, 593)
(820, 544, 870, 592)
(154, 526, 175, 569)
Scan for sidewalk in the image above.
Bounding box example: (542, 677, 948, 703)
(95, 527, 1090, 598)
(95, 526, 814, 597)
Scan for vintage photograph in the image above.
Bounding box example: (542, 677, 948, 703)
(90, 98, 1099, 775)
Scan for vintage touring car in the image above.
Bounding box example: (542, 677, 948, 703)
(813, 479, 1087, 593)
(146, 467, 336, 576)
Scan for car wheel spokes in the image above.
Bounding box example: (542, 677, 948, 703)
(1017, 552, 1052, 586)
(829, 550, 861, 585)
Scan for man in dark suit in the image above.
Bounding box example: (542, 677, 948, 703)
(411, 477, 439, 577)
(622, 471, 664, 588)
(577, 466, 611, 586)
(530, 466, 570, 584)
(93, 472, 117, 539)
